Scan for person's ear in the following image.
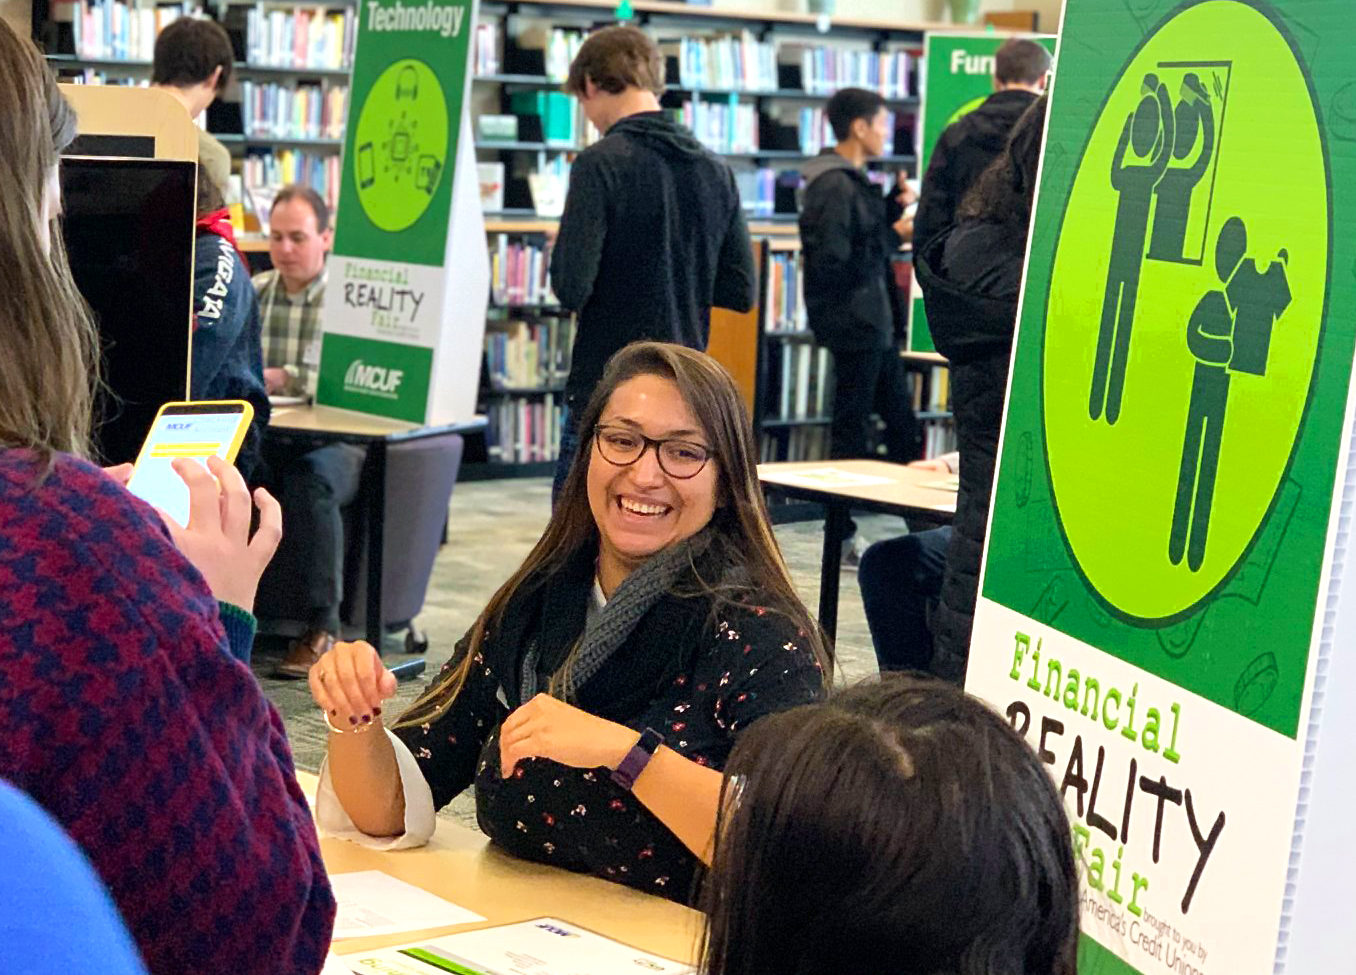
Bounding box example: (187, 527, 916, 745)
(208, 65, 224, 92)
(322, 227, 334, 251)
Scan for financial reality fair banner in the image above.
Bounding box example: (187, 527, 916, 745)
(909, 31, 1057, 352)
(965, 1, 1356, 973)
(317, 0, 489, 423)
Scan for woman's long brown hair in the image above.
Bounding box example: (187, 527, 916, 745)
(395, 342, 830, 727)
(0, 20, 100, 458)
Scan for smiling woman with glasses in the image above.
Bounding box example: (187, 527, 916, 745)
(310, 341, 831, 905)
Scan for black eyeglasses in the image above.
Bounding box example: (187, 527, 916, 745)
(593, 424, 713, 479)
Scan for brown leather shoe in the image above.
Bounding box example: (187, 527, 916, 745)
(272, 629, 335, 680)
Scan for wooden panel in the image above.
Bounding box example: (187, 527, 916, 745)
(984, 11, 1041, 30)
(705, 239, 765, 417)
(60, 85, 198, 161)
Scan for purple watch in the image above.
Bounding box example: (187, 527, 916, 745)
(610, 727, 664, 791)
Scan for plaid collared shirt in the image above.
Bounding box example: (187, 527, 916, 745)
(252, 267, 327, 397)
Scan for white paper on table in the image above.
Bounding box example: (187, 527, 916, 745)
(322, 952, 357, 975)
(329, 870, 485, 941)
(341, 916, 696, 975)
(767, 467, 894, 488)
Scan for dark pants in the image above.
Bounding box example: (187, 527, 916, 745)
(828, 346, 921, 463)
(258, 439, 367, 633)
(858, 526, 952, 673)
(828, 346, 921, 538)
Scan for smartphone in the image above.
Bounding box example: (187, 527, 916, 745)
(125, 400, 254, 527)
(358, 142, 376, 189)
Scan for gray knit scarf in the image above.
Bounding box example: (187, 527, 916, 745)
(519, 525, 716, 704)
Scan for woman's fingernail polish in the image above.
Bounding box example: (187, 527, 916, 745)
(348, 716, 358, 725)
(330, 709, 337, 716)
(373, 707, 382, 716)
(361, 714, 371, 724)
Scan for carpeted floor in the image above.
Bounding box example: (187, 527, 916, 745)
(250, 477, 908, 825)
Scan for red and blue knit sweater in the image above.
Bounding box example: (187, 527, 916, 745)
(0, 450, 335, 974)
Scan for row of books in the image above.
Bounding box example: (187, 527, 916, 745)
(768, 343, 834, 423)
(672, 98, 760, 155)
(484, 317, 575, 391)
(665, 32, 779, 92)
(913, 365, 951, 414)
(761, 427, 830, 464)
(784, 45, 915, 99)
(489, 235, 557, 308)
(472, 21, 501, 76)
(244, 5, 355, 70)
(921, 418, 957, 459)
(733, 168, 779, 218)
(69, 0, 197, 61)
(485, 395, 564, 464)
(241, 149, 340, 215)
(241, 81, 347, 141)
(765, 250, 807, 332)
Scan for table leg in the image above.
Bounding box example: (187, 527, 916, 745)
(819, 501, 849, 644)
(363, 439, 387, 650)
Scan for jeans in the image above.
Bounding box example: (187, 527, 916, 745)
(858, 526, 953, 673)
(552, 405, 581, 507)
(257, 439, 367, 632)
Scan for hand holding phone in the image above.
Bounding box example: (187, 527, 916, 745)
(159, 455, 282, 613)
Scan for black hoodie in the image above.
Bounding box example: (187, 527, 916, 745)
(914, 88, 1039, 253)
(549, 112, 756, 409)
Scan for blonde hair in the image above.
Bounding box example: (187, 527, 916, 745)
(0, 20, 101, 458)
(395, 343, 830, 728)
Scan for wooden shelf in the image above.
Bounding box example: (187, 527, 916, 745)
(901, 350, 948, 365)
(46, 54, 350, 79)
(480, 0, 948, 35)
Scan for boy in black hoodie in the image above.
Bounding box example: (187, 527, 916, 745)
(800, 87, 921, 561)
(549, 26, 756, 498)
(913, 37, 1050, 253)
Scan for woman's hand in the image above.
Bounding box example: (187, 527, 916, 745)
(309, 640, 397, 728)
(102, 463, 133, 486)
(499, 694, 638, 778)
(161, 456, 281, 613)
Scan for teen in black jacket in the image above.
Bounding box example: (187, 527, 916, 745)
(799, 88, 920, 474)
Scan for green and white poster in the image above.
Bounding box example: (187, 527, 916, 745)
(910, 31, 1056, 352)
(317, 0, 489, 423)
(966, 1, 1356, 972)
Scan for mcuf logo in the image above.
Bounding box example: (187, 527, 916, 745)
(535, 923, 579, 938)
(344, 359, 404, 396)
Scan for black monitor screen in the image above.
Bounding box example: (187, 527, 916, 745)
(60, 156, 195, 464)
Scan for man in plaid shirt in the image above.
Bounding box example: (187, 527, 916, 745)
(253, 187, 367, 677)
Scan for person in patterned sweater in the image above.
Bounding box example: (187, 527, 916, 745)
(0, 23, 335, 974)
(310, 343, 831, 904)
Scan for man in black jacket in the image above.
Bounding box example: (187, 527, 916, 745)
(913, 37, 1050, 253)
(800, 87, 921, 561)
(550, 26, 756, 498)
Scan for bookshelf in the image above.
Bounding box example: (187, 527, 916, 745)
(40, 0, 355, 216)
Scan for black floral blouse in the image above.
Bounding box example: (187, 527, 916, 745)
(393, 551, 825, 905)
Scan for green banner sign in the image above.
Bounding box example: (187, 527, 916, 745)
(317, 0, 483, 423)
(910, 31, 1056, 352)
(966, 2, 1356, 973)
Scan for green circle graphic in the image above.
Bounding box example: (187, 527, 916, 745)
(946, 93, 988, 128)
(1043, 0, 1327, 621)
(353, 59, 449, 232)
